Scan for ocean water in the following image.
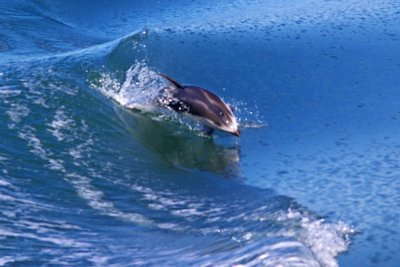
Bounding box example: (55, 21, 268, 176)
(1, 0, 399, 266)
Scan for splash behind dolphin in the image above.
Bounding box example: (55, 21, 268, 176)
(157, 74, 240, 137)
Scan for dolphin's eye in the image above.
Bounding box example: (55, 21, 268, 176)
(219, 111, 224, 117)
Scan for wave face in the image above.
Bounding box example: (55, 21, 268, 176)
(1, 1, 400, 266)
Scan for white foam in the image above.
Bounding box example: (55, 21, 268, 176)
(185, 237, 320, 267)
(32, 97, 49, 108)
(280, 209, 354, 267)
(156, 222, 185, 231)
(0, 256, 30, 266)
(1, 210, 16, 218)
(0, 179, 10, 186)
(91, 62, 164, 109)
(0, 228, 89, 248)
(6, 103, 30, 128)
(0, 193, 15, 202)
(88, 255, 110, 266)
(47, 108, 74, 141)
(69, 147, 83, 160)
(47, 158, 65, 172)
(0, 192, 56, 212)
(18, 127, 47, 159)
(171, 208, 203, 217)
(0, 85, 21, 98)
(130, 184, 191, 214)
(66, 173, 152, 226)
(229, 100, 266, 129)
(18, 126, 66, 173)
(119, 63, 162, 106)
(17, 219, 82, 232)
(68, 127, 94, 165)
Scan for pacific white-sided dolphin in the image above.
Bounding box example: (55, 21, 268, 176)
(157, 74, 240, 137)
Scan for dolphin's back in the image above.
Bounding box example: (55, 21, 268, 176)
(173, 86, 230, 125)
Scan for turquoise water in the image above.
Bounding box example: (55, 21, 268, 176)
(1, 1, 400, 266)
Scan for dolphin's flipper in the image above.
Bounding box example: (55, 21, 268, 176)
(202, 125, 214, 136)
(158, 73, 184, 89)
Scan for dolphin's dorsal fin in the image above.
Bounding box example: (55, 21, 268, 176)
(158, 73, 184, 89)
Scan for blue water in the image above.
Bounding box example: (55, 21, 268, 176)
(1, 1, 400, 266)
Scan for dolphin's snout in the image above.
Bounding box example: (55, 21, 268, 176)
(233, 129, 240, 137)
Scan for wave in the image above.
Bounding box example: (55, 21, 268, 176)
(0, 59, 353, 265)
(0, 4, 358, 264)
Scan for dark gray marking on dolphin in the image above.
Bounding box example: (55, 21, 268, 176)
(156, 74, 240, 137)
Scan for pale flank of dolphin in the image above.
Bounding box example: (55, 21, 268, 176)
(157, 74, 240, 137)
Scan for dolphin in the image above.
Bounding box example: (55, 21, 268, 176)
(156, 74, 240, 137)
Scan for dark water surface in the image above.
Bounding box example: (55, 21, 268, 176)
(1, 1, 400, 266)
